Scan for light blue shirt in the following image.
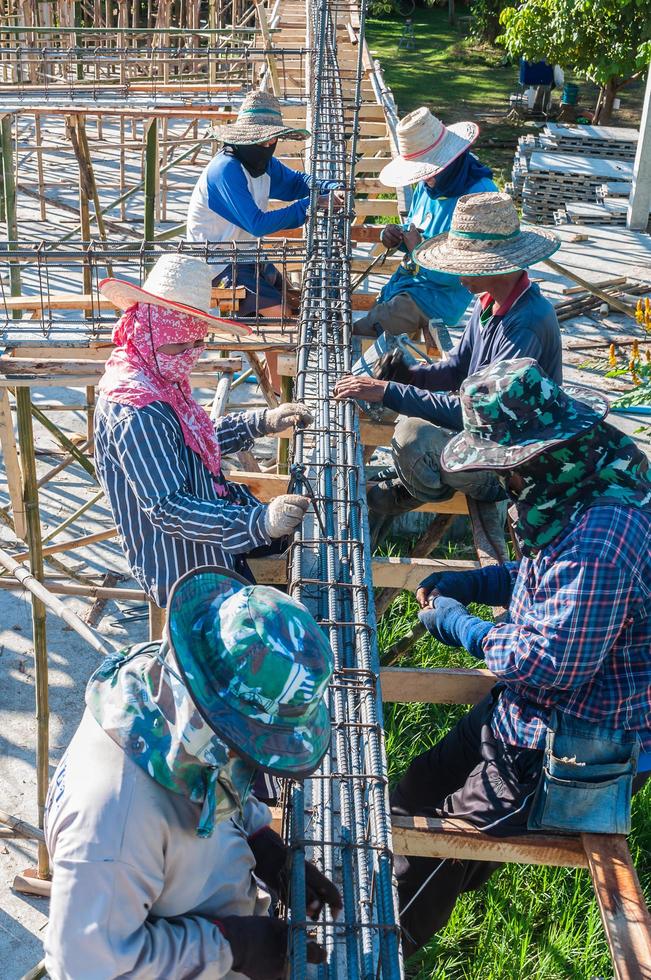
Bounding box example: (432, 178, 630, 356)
(380, 175, 497, 325)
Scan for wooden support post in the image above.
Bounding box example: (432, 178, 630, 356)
(276, 372, 292, 475)
(254, 0, 281, 96)
(14, 387, 50, 880)
(1, 114, 21, 304)
(143, 116, 158, 259)
(149, 602, 166, 641)
(33, 113, 46, 221)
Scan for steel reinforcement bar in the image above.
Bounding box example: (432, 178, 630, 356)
(287, 0, 402, 976)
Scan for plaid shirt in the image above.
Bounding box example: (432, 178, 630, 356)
(484, 505, 651, 751)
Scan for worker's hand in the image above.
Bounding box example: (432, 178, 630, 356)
(249, 827, 342, 921)
(416, 586, 440, 609)
(416, 569, 483, 609)
(381, 224, 404, 249)
(317, 190, 346, 211)
(264, 402, 314, 435)
(402, 222, 423, 253)
(265, 494, 310, 538)
(333, 374, 388, 403)
(372, 348, 412, 384)
(217, 915, 326, 980)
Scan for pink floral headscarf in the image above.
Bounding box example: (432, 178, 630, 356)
(99, 303, 226, 489)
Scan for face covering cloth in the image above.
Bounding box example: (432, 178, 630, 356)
(512, 420, 651, 556)
(87, 642, 256, 837)
(99, 302, 226, 491)
(424, 150, 493, 199)
(225, 141, 277, 178)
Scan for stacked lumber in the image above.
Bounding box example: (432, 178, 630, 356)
(553, 278, 649, 322)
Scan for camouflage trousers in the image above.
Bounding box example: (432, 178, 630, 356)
(392, 416, 503, 503)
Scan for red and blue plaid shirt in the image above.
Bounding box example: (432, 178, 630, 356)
(484, 505, 651, 751)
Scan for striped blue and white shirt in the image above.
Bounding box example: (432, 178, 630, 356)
(94, 398, 271, 607)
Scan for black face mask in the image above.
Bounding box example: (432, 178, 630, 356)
(225, 141, 277, 178)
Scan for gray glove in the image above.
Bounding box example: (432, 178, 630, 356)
(265, 494, 310, 538)
(263, 402, 314, 435)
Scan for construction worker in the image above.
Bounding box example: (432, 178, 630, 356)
(392, 358, 651, 959)
(44, 566, 342, 980)
(187, 90, 343, 318)
(353, 106, 497, 339)
(96, 253, 314, 611)
(335, 192, 562, 545)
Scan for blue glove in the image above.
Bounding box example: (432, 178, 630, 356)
(418, 596, 493, 660)
(417, 564, 516, 608)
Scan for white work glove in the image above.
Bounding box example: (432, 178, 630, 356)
(263, 402, 314, 435)
(265, 494, 310, 538)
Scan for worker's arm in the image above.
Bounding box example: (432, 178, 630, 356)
(207, 157, 309, 235)
(382, 383, 463, 429)
(483, 558, 630, 689)
(268, 158, 342, 200)
(213, 408, 267, 455)
(45, 856, 236, 979)
(417, 562, 520, 609)
(397, 326, 473, 392)
(112, 406, 270, 552)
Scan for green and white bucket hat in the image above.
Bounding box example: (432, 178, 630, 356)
(211, 90, 309, 145)
(441, 358, 609, 473)
(414, 191, 560, 276)
(167, 565, 333, 779)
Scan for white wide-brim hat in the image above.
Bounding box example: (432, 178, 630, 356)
(212, 90, 309, 146)
(100, 254, 251, 337)
(380, 107, 479, 188)
(415, 191, 560, 276)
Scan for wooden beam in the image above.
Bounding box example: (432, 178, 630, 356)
(0, 388, 27, 540)
(391, 816, 588, 869)
(582, 833, 651, 980)
(248, 554, 478, 588)
(380, 666, 495, 705)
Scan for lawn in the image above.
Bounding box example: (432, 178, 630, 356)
(365, 6, 644, 186)
(377, 585, 651, 979)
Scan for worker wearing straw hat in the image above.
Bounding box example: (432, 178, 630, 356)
(335, 192, 562, 547)
(187, 90, 344, 317)
(44, 566, 342, 979)
(353, 106, 496, 339)
(390, 357, 651, 960)
(95, 253, 315, 612)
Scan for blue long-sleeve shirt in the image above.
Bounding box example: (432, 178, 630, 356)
(186, 150, 339, 267)
(379, 175, 497, 325)
(94, 399, 271, 607)
(433, 506, 651, 752)
(382, 282, 562, 430)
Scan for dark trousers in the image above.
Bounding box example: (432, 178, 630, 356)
(391, 692, 543, 960)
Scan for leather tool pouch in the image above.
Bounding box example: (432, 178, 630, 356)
(528, 711, 639, 835)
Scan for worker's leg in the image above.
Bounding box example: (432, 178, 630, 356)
(353, 292, 430, 339)
(392, 694, 543, 959)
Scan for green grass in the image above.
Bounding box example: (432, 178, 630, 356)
(366, 7, 645, 186)
(376, 538, 651, 979)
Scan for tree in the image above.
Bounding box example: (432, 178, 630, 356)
(498, 0, 651, 123)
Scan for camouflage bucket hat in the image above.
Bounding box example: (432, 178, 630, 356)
(441, 358, 609, 473)
(167, 565, 333, 779)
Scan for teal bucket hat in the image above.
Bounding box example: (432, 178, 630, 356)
(441, 358, 609, 473)
(166, 566, 333, 779)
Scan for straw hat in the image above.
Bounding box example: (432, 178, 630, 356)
(414, 191, 560, 276)
(379, 107, 478, 188)
(211, 90, 310, 145)
(99, 254, 251, 337)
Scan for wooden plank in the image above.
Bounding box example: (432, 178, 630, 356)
(0, 357, 242, 378)
(0, 388, 27, 540)
(392, 816, 588, 868)
(0, 287, 246, 311)
(248, 555, 478, 588)
(380, 666, 495, 705)
(582, 834, 651, 980)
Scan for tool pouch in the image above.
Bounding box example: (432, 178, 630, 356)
(528, 711, 639, 835)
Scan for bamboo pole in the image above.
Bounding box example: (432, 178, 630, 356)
(0, 546, 114, 656)
(143, 116, 158, 257)
(0, 807, 45, 842)
(33, 113, 46, 221)
(1, 114, 21, 305)
(544, 257, 638, 320)
(14, 387, 49, 879)
(40, 488, 104, 544)
(30, 404, 96, 479)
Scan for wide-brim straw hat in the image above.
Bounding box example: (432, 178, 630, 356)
(380, 107, 479, 188)
(99, 254, 251, 337)
(441, 357, 609, 473)
(167, 565, 334, 779)
(212, 90, 310, 145)
(414, 191, 560, 276)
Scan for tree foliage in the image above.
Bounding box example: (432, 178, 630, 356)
(498, 0, 651, 120)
